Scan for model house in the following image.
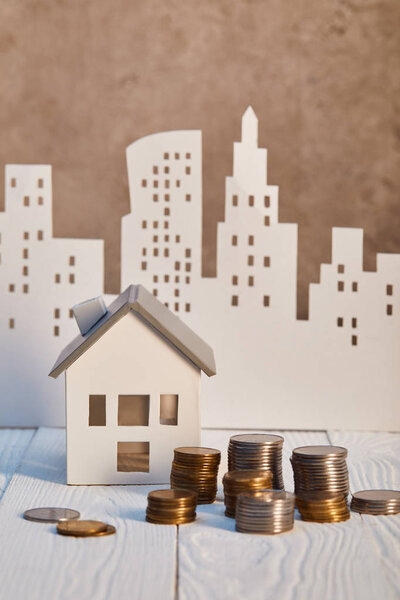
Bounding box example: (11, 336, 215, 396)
(49, 284, 216, 485)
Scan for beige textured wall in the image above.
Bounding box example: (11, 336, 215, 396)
(0, 0, 399, 317)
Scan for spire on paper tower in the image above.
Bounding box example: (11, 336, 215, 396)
(241, 106, 258, 146)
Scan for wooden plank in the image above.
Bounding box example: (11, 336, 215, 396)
(178, 430, 396, 600)
(329, 430, 400, 596)
(0, 429, 35, 500)
(0, 427, 177, 600)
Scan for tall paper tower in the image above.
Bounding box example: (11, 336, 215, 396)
(122, 131, 202, 316)
(0, 165, 103, 425)
(216, 106, 297, 317)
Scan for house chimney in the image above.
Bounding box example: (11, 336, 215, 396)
(72, 296, 107, 336)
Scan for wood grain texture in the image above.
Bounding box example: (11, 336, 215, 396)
(0, 428, 177, 600)
(177, 430, 397, 600)
(1, 428, 399, 600)
(0, 429, 35, 499)
(329, 430, 400, 596)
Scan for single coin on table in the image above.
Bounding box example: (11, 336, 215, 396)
(57, 520, 110, 537)
(23, 507, 80, 523)
(88, 525, 117, 537)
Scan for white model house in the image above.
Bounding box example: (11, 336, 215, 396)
(49, 284, 216, 484)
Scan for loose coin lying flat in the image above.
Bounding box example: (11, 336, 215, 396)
(57, 520, 108, 537)
(89, 525, 117, 537)
(23, 507, 80, 523)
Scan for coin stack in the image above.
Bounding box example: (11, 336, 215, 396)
(291, 445, 350, 523)
(170, 447, 221, 504)
(228, 434, 284, 489)
(235, 490, 295, 534)
(296, 495, 350, 523)
(351, 490, 400, 515)
(291, 445, 349, 497)
(146, 489, 198, 524)
(223, 470, 273, 518)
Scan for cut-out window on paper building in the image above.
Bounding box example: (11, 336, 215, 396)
(117, 441, 149, 473)
(160, 394, 178, 426)
(118, 395, 150, 426)
(89, 395, 106, 426)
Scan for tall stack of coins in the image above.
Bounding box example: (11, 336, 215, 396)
(170, 447, 221, 504)
(291, 446, 349, 497)
(146, 489, 198, 524)
(351, 490, 400, 515)
(291, 445, 350, 523)
(235, 490, 295, 534)
(223, 470, 273, 518)
(228, 434, 284, 489)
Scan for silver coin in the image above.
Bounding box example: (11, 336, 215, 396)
(352, 490, 400, 503)
(292, 445, 347, 458)
(23, 507, 80, 523)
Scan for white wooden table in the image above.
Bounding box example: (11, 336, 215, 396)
(0, 428, 399, 600)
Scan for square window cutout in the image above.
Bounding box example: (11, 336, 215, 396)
(118, 395, 149, 426)
(117, 441, 149, 472)
(160, 394, 178, 425)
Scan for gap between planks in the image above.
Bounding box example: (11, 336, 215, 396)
(1, 428, 399, 600)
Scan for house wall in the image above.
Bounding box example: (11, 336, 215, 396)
(65, 311, 201, 484)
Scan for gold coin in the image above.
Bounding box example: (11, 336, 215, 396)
(57, 520, 108, 537)
(174, 447, 221, 459)
(148, 489, 198, 505)
(146, 506, 196, 516)
(91, 525, 117, 537)
(146, 513, 196, 525)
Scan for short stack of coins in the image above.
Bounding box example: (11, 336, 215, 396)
(291, 445, 350, 523)
(296, 495, 350, 522)
(351, 490, 400, 515)
(235, 490, 295, 534)
(146, 489, 197, 524)
(57, 520, 116, 537)
(228, 434, 284, 489)
(170, 447, 221, 504)
(223, 470, 273, 518)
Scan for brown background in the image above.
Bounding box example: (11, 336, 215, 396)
(0, 0, 399, 318)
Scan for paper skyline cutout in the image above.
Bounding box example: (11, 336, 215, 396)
(0, 107, 399, 429)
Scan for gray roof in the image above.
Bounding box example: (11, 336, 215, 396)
(49, 285, 216, 378)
